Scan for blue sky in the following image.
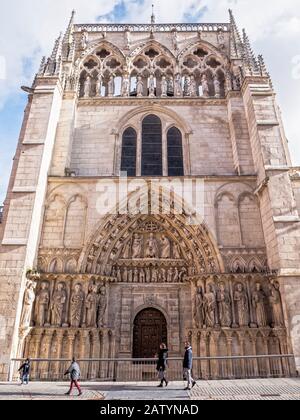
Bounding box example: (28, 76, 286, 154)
(0, 0, 299, 203)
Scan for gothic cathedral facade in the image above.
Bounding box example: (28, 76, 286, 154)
(0, 11, 300, 381)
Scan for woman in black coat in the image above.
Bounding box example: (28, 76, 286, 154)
(156, 343, 169, 387)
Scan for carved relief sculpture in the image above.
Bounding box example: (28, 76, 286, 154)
(50, 282, 67, 327)
(217, 282, 232, 328)
(132, 233, 143, 258)
(145, 233, 159, 258)
(70, 283, 84, 328)
(35, 281, 49, 327)
(161, 235, 171, 258)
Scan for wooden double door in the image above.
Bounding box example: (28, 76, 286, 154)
(133, 308, 167, 358)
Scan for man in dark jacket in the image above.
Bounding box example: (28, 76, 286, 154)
(156, 343, 169, 387)
(18, 358, 31, 385)
(64, 357, 83, 396)
(183, 342, 196, 390)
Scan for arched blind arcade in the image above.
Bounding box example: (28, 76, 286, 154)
(142, 115, 163, 176)
(121, 127, 137, 176)
(167, 127, 184, 176)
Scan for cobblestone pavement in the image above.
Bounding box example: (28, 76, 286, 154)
(0, 378, 299, 400)
(190, 378, 300, 400)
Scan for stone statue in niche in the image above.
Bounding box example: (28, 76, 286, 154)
(145, 267, 151, 283)
(128, 269, 133, 283)
(96, 73, 103, 97)
(251, 283, 268, 327)
(167, 76, 174, 95)
(97, 285, 107, 327)
(174, 73, 182, 97)
(133, 267, 139, 283)
(216, 282, 232, 328)
(108, 74, 115, 97)
(234, 283, 250, 327)
(123, 267, 128, 282)
(51, 282, 67, 327)
(70, 283, 84, 328)
(160, 235, 171, 259)
(140, 269, 145, 283)
(167, 268, 173, 283)
(152, 267, 158, 283)
(179, 267, 187, 282)
(20, 280, 37, 328)
(268, 282, 284, 327)
(203, 284, 217, 328)
(173, 243, 181, 259)
(173, 267, 179, 282)
(35, 281, 49, 327)
(160, 268, 167, 283)
(145, 233, 159, 258)
(183, 76, 191, 97)
(117, 268, 122, 282)
(201, 74, 209, 98)
(214, 75, 221, 98)
(85, 283, 98, 328)
(125, 28, 131, 49)
(132, 233, 143, 258)
(121, 72, 130, 97)
(190, 75, 197, 97)
(194, 286, 204, 329)
(136, 76, 144, 97)
(149, 74, 155, 97)
(81, 31, 89, 50)
(84, 75, 92, 98)
(161, 75, 168, 97)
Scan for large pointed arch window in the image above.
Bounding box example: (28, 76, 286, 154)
(121, 127, 137, 176)
(167, 127, 184, 176)
(142, 115, 162, 176)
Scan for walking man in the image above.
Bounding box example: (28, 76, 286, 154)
(64, 357, 83, 396)
(18, 358, 31, 385)
(183, 341, 196, 390)
(156, 343, 169, 387)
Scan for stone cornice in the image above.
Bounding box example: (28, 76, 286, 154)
(77, 97, 228, 107)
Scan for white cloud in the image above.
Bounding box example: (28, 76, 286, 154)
(0, 0, 299, 165)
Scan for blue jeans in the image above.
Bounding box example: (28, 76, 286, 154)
(22, 374, 29, 384)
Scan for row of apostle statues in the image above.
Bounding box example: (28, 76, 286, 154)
(122, 233, 182, 260)
(82, 72, 221, 99)
(111, 265, 188, 283)
(194, 281, 285, 329)
(20, 280, 107, 330)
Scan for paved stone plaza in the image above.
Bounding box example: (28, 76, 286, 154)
(0, 378, 299, 400)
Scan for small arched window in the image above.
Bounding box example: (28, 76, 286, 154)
(167, 127, 184, 176)
(142, 115, 162, 176)
(121, 127, 137, 176)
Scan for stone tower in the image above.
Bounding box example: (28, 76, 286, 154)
(0, 10, 300, 381)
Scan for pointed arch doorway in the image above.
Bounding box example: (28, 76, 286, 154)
(133, 308, 167, 358)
